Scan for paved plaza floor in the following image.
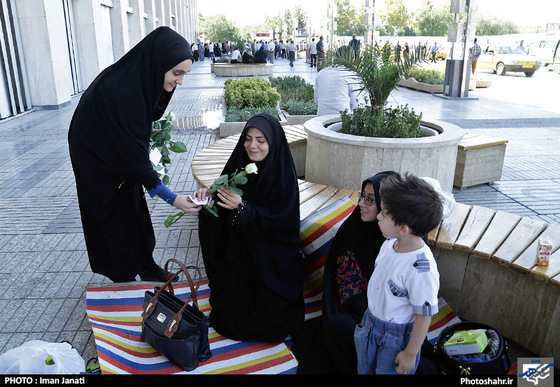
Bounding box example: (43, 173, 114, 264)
(0, 55, 558, 367)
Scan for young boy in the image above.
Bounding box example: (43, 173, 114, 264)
(354, 173, 443, 374)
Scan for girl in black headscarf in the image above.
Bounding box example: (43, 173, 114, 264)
(321, 171, 396, 373)
(195, 113, 304, 342)
(292, 171, 396, 374)
(68, 27, 198, 283)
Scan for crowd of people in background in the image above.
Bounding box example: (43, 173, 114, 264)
(190, 35, 451, 70)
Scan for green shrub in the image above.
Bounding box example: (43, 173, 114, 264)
(280, 100, 317, 115)
(269, 75, 315, 103)
(225, 106, 279, 122)
(407, 67, 445, 84)
(340, 104, 423, 138)
(224, 78, 281, 109)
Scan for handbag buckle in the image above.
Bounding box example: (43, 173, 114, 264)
(164, 318, 179, 338)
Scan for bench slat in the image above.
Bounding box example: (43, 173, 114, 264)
(454, 205, 496, 253)
(492, 217, 548, 266)
(471, 211, 521, 259)
(435, 203, 471, 250)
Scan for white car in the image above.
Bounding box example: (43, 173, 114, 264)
(477, 45, 542, 77)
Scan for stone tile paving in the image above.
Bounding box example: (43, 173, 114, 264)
(0, 57, 558, 364)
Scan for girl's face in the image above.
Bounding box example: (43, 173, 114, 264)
(163, 59, 192, 92)
(359, 182, 378, 222)
(244, 127, 269, 162)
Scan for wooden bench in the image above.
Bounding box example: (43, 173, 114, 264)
(191, 125, 560, 366)
(454, 132, 508, 189)
(211, 62, 273, 77)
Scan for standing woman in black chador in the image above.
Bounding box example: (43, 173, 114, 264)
(194, 113, 304, 342)
(68, 27, 200, 283)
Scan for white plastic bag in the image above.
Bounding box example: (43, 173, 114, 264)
(0, 340, 85, 374)
(421, 176, 456, 219)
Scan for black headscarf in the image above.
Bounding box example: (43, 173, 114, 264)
(199, 113, 303, 342)
(68, 27, 193, 282)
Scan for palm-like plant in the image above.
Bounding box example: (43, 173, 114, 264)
(323, 44, 429, 138)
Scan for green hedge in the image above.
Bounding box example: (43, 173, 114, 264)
(224, 78, 281, 110)
(407, 67, 445, 85)
(268, 75, 315, 103)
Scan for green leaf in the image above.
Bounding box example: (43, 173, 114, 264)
(164, 212, 185, 227)
(169, 141, 187, 153)
(206, 205, 219, 217)
(230, 187, 243, 196)
(234, 175, 248, 185)
(214, 174, 228, 185)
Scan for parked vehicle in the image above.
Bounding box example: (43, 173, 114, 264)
(533, 34, 560, 67)
(477, 45, 542, 77)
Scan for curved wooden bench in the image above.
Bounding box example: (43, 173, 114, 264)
(191, 127, 560, 364)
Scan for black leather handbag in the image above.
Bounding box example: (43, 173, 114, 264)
(434, 321, 511, 375)
(141, 259, 211, 371)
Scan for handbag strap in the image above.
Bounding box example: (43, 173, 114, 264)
(164, 259, 201, 302)
(141, 259, 202, 322)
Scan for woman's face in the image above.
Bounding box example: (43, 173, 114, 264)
(244, 127, 269, 162)
(359, 182, 378, 222)
(163, 59, 192, 92)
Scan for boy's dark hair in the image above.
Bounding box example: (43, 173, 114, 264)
(379, 173, 443, 237)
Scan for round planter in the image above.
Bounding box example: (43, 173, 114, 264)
(303, 115, 465, 192)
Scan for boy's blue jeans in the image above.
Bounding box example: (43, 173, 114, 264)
(354, 310, 420, 374)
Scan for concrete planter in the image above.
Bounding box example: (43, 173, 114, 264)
(398, 77, 444, 94)
(218, 98, 288, 137)
(304, 115, 465, 192)
(283, 112, 317, 125)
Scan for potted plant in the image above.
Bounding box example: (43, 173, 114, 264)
(303, 45, 465, 191)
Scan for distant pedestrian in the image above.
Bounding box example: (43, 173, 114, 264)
(468, 38, 482, 75)
(268, 40, 275, 63)
(317, 36, 325, 68)
(403, 42, 410, 62)
(288, 40, 296, 67)
(349, 34, 360, 54)
(309, 38, 318, 67)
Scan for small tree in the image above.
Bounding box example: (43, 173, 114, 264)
(324, 44, 428, 138)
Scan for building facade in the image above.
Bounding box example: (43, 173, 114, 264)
(0, 0, 198, 120)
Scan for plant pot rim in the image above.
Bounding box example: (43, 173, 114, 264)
(304, 114, 465, 149)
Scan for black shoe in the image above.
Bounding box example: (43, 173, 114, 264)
(139, 262, 177, 282)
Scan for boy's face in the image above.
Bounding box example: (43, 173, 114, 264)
(377, 199, 400, 239)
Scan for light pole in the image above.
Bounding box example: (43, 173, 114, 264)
(442, 0, 477, 99)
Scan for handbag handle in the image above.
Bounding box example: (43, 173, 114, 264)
(141, 259, 203, 338)
(164, 259, 201, 301)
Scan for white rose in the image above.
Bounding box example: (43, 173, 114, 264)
(245, 163, 258, 174)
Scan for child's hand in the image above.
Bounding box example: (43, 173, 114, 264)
(395, 350, 416, 374)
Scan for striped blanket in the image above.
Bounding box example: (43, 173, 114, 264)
(86, 196, 460, 374)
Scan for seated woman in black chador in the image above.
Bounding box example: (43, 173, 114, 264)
(292, 171, 397, 373)
(195, 113, 304, 342)
(254, 46, 267, 63)
(242, 47, 254, 63)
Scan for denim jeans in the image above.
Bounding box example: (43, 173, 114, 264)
(354, 310, 420, 374)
